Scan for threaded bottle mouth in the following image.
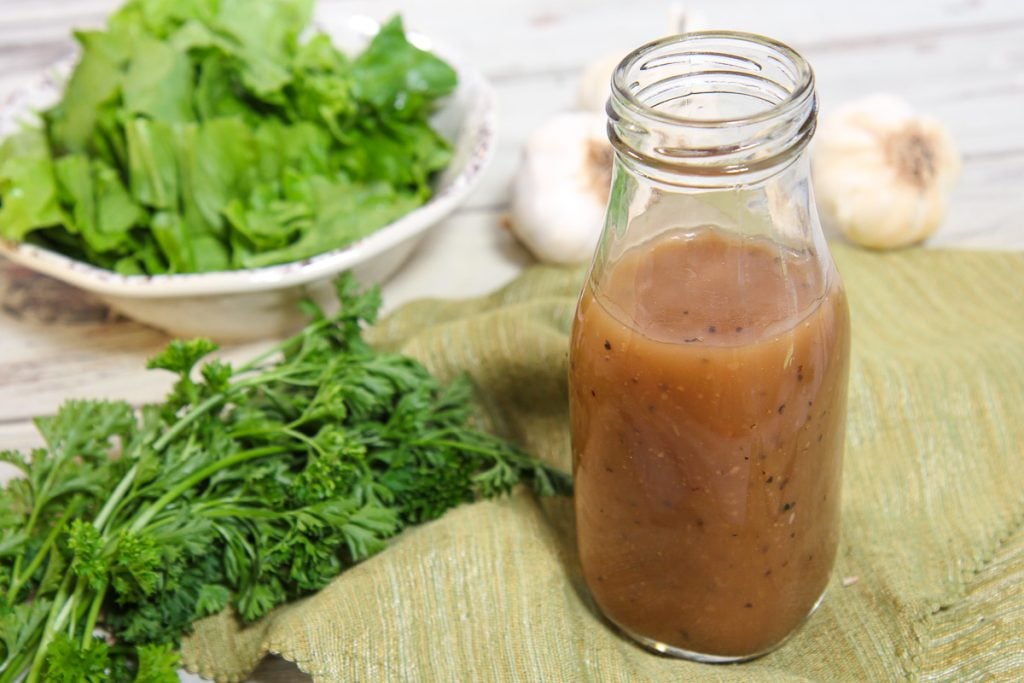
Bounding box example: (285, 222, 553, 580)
(608, 31, 817, 182)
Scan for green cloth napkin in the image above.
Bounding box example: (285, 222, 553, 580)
(181, 245, 1024, 682)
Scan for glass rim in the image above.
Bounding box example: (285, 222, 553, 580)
(611, 30, 816, 129)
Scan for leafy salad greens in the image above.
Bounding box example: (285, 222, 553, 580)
(0, 0, 458, 274)
(0, 273, 570, 682)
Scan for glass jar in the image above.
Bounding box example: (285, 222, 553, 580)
(568, 32, 851, 662)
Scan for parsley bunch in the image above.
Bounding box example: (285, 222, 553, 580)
(0, 274, 569, 682)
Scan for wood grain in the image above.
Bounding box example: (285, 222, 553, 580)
(0, 1, 1021, 680)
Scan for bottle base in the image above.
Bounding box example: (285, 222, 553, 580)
(610, 588, 828, 663)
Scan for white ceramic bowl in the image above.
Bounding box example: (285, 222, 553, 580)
(0, 12, 495, 342)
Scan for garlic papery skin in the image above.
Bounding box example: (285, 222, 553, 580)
(812, 94, 961, 249)
(510, 112, 612, 264)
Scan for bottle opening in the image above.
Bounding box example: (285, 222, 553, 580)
(608, 32, 817, 181)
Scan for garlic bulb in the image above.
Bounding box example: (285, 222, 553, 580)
(577, 6, 708, 113)
(509, 112, 612, 264)
(577, 53, 626, 113)
(812, 94, 961, 249)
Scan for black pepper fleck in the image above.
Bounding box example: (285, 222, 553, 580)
(603, 340, 612, 351)
(708, 325, 717, 333)
(778, 403, 786, 414)
(766, 475, 774, 483)
(590, 389, 596, 397)
(782, 502, 795, 512)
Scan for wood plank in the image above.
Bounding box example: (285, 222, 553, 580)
(2, 0, 1024, 80)
(2, 0, 1022, 45)
(940, 153, 1024, 249)
(0, 419, 44, 454)
(0, 260, 269, 427)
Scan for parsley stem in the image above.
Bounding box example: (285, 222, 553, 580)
(415, 438, 504, 458)
(80, 580, 107, 648)
(5, 501, 78, 604)
(234, 318, 333, 374)
(26, 573, 79, 683)
(128, 445, 286, 534)
(14, 441, 78, 592)
(152, 393, 229, 452)
(147, 367, 315, 456)
(0, 645, 35, 683)
(92, 462, 140, 532)
(229, 425, 325, 455)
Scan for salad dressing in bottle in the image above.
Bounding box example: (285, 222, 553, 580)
(569, 32, 850, 661)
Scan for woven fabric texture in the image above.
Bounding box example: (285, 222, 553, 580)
(181, 245, 1024, 682)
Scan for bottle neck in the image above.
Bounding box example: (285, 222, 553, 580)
(607, 31, 817, 189)
(597, 31, 826, 266)
(601, 149, 821, 264)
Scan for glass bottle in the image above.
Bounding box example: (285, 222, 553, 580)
(568, 32, 851, 662)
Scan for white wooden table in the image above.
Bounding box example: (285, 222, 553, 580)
(2, 1, 1022, 680)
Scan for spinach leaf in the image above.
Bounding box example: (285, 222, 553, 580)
(352, 16, 458, 119)
(0, 2, 457, 275)
(0, 130, 65, 239)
